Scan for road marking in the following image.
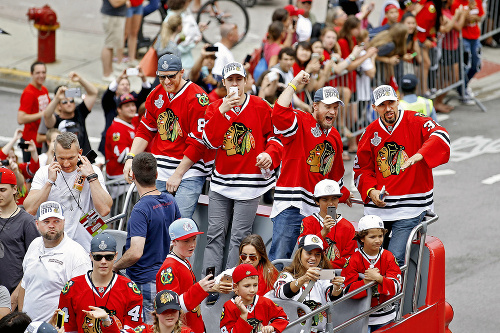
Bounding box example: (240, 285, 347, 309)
(0, 86, 25, 94)
(482, 174, 500, 185)
(450, 136, 500, 162)
(436, 114, 450, 122)
(433, 169, 456, 176)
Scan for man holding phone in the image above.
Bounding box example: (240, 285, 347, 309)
(24, 132, 112, 250)
(41, 72, 98, 155)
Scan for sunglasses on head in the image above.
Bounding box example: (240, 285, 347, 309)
(92, 254, 115, 261)
(157, 70, 180, 80)
(61, 99, 75, 105)
(240, 254, 258, 261)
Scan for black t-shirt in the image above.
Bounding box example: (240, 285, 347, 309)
(0, 209, 40, 293)
(55, 102, 91, 154)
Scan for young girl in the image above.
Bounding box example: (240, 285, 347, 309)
(155, 14, 183, 58)
(214, 234, 279, 295)
(341, 215, 402, 333)
(84, 290, 193, 333)
(298, 179, 357, 269)
(220, 264, 289, 333)
(274, 234, 345, 332)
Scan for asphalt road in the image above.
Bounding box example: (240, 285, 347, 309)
(1, 86, 499, 331)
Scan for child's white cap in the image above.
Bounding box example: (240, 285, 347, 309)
(314, 179, 341, 198)
(357, 215, 384, 232)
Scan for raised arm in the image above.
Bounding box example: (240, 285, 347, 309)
(69, 72, 98, 111)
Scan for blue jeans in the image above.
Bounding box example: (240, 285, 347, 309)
(136, 281, 156, 324)
(387, 211, 426, 267)
(463, 38, 482, 85)
(156, 176, 206, 219)
(269, 207, 305, 261)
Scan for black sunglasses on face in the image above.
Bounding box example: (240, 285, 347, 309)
(302, 1, 312, 4)
(61, 99, 75, 105)
(92, 254, 115, 261)
(157, 70, 180, 80)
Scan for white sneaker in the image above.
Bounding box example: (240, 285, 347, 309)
(466, 86, 476, 97)
(102, 74, 115, 82)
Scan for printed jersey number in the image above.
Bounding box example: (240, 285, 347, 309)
(197, 118, 206, 133)
(128, 305, 141, 322)
(423, 120, 436, 131)
(61, 307, 70, 323)
(221, 327, 229, 333)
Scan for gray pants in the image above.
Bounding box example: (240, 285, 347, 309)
(202, 190, 259, 276)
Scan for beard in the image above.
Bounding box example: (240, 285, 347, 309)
(42, 230, 64, 241)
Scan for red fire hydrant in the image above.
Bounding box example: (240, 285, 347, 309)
(27, 5, 60, 63)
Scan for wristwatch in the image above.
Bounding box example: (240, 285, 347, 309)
(125, 154, 134, 162)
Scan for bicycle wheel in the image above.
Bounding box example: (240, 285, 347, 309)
(196, 0, 249, 46)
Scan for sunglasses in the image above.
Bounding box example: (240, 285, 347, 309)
(240, 254, 258, 261)
(302, 1, 312, 4)
(92, 254, 115, 261)
(61, 99, 75, 105)
(157, 70, 180, 80)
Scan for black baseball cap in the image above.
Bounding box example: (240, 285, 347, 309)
(154, 290, 181, 314)
(401, 74, 418, 90)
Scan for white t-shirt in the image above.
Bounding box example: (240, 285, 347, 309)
(38, 153, 49, 168)
(21, 234, 91, 321)
(212, 42, 235, 76)
(356, 50, 375, 101)
(296, 15, 312, 42)
(31, 165, 108, 251)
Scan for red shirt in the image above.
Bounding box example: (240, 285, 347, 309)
(19, 84, 50, 148)
(451, 0, 484, 40)
(415, 2, 437, 43)
(337, 37, 357, 92)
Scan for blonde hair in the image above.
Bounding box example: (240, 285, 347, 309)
(152, 310, 185, 333)
(160, 14, 183, 49)
(368, 23, 408, 57)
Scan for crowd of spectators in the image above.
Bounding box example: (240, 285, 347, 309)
(1, 0, 492, 331)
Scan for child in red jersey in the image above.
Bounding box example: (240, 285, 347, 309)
(341, 215, 402, 332)
(299, 179, 357, 269)
(220, 264, 289, 333)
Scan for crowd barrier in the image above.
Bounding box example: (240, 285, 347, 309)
(480, 0, 500, 42)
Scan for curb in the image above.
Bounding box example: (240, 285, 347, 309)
(0, 67, 109, 96)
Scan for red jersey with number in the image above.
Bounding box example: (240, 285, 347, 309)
(19, 84, 50, 148)
(271, 102, 350, 218)
(299, 214, 357, 269)
(156, 253, 208, 333)
(220, 295, 289, 333)
(135, 82, 214, 181)
(58, 272, 143, 333)
(202, 95, 282, 200)
(353, 109, 450, 221)
(105, 117, 138, 177)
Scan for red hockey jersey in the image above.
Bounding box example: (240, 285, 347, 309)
(220, 295, 289, 333)
(156, 253, 208, 333)
(105, 117, 137, 177)
(58, 272, 143, 333)
(202, 95, 283, 200)
(271, 102, 350, 218)
(353, 109, 450, 221)
(135, 82, 214, 181)
(341, 248, 401, 325)
(415, 1, 437, 43)
(299, 214, 357, 269)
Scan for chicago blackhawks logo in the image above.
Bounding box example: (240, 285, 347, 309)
(222, 122, 255, 156)
(247, 318, 263, 333)
(128, 282, 141, 295)
(325, 238, 340, 261)
(112, 132, 120, 142)
(306, 141, 335, 175)
(161, 267, 174, 285)
(157, 109, 183, 142)
(376, 142, 409, 178)
(61, 280, 74, 294)
(196, 93, 209, 106)
(298, 300, 326, 327)
(82, 311, 120, 333)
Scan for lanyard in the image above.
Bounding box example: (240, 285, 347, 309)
(59, 171, 83, 212)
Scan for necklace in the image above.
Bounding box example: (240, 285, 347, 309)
(0, 206, 19, 236)
(89, 271, 115, 309)
(140, 188, 159, 199)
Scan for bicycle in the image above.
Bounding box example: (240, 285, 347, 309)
(196, 0, 250, 46)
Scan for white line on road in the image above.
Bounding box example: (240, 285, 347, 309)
(481, 174, 500, 185)
(0, 86, 25, 94)
(433, 169, 456, 176)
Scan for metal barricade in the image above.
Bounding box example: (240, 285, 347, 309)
(104, 179, 138, 230)
(480, 0, 500, 42)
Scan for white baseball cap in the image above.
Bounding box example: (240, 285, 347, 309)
(314, 179, 341, 198)
(314, 86, 344, 106)
(372, 85, 398, 106)
(298, 234, 324, 251)
(357, 215, 385, 232)
(36, 201, 64, 221)
(222, 62, 246, 79)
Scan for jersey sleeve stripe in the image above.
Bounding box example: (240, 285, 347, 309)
(430, 130, 450, 146)
(140, 120, 158, 132)
(201, 131, 217, 149)
(273, 116, 298, 137)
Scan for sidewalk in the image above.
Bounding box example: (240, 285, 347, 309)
(2, 10, 500, 106)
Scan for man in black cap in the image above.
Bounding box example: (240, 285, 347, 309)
(123, 54, 213, 219)
(399, 74, 438, 121)
(58, 233, 144, 333)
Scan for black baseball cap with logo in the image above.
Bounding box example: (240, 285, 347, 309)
(154, 290, 181, 314)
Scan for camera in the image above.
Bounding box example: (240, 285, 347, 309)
(65, 88, 81, 98)
(1, 160, 9, 166)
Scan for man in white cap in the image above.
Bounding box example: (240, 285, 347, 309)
(269, 70, 352, 261)
(18, 201, 91, 322)
(353, 84, 450, 266)
(123, 53, 214, 220)
(58, 232, 144, 333)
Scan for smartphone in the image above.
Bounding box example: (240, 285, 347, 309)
(267, 71, 278, 82)
(311, 53, 320, 60)
(18, 142, 29, 150)
(77, 149, 98, 166)
(318, 269, 336, 280)
(411, 52, 418, 58)
(244, 54, 251, 64)
(221, 274, 232, 284)
(126, 68, 139, 76)
(56, 309, 65, 329)
(65, 87, 81, 98)
(0, 160, 9, 166)
(379, 185, 386, 201)
(206, 46, 219, 52)
(327, 206, 336, 220)
(229, 86, 238, 96)
(206, 266, 216, 280)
